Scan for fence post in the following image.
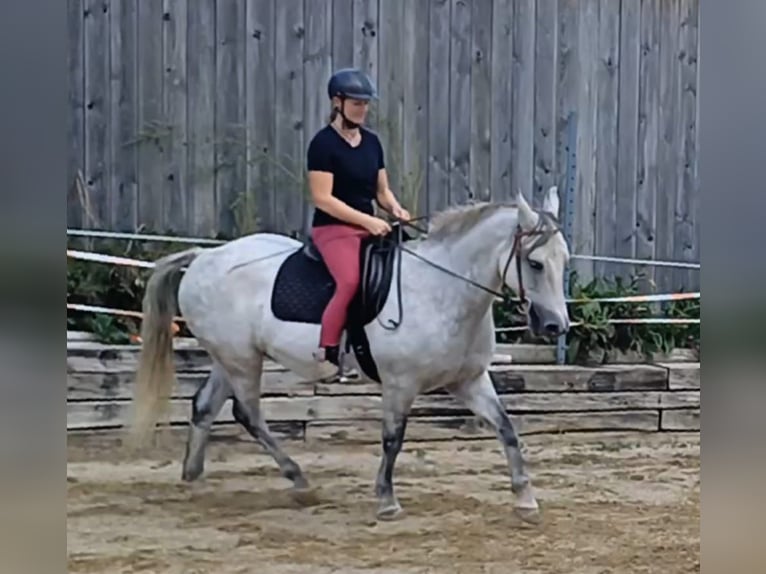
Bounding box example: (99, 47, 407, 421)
(557, 111, 577, 365)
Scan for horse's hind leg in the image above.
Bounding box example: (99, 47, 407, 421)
(375, 382, 418, 520)
(448, 370, 540, 524)
(182, 361, 232, 481)
(222, 351, 309, 489)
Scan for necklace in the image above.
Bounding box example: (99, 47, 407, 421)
(332, 123, 360, 146)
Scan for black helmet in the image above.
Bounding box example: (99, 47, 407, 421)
(327, 68, 378, 101)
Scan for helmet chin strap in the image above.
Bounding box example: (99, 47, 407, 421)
(337, 98, 360, 130)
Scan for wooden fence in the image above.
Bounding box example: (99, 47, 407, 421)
(67, 0, 700, 290)
(67, 340, 700, 439)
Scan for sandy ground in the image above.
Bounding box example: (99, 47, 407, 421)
(67, 429, 699, 573)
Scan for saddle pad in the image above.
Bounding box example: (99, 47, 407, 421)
(271, 248, 336, 324)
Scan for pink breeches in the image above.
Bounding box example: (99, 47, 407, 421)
(311, 224, 371, 347)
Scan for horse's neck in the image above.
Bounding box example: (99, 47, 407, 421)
(419, 213, 510, 314)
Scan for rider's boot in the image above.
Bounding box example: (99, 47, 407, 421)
(313, 345, 359, 383)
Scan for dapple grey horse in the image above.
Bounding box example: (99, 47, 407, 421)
(128, 187, 570, 523)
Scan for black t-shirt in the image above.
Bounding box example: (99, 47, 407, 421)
(306, 124, 385, 227)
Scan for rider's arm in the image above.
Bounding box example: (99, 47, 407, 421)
(375, 169, 403, 215)
(373, 139, 403, 215)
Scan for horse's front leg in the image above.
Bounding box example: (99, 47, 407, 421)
(448, 370, 540, 524)
(375, 381, 417, 520)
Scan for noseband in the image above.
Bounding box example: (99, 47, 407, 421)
(501, 210, 562, 304)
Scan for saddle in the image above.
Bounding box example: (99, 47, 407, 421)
(270, 223, 415, 382)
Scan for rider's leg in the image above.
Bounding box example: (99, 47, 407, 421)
(310, 224, 368, 365)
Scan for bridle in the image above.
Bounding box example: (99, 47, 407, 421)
(500, 209, 563, 304)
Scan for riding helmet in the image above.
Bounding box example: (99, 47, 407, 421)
(327, 68, 378, 101)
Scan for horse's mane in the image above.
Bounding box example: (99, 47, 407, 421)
(425, 201, 516, 241)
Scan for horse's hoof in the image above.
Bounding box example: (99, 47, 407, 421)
(376, 502, 403, 521)
(291, 486, 320, 507)
(292, 475, 310, 491)
(181, 466, 203, 482)
(513, 505, 541, 525)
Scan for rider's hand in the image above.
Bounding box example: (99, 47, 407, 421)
(363, 215, 392, 236)
(393, 206, 411, 222)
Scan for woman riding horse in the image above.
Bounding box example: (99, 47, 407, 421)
(306, 68, 411, 376)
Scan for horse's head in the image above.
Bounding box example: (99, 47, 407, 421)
(499, 187, 570, 338)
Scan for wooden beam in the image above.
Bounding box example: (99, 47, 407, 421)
(306, 410, 661, 444)
(661, 409, 699, 431)
(68, 390, 694, 430)
(659, 362, 700, 390)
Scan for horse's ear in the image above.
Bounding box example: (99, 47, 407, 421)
(542, 185, 560, 219)
(515, 188, 538, 230)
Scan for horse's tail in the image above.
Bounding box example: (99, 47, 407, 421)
(128, 247, 203, 448)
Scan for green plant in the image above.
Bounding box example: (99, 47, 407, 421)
(67, 237, 189, 343)
(492, 270, 701, 365)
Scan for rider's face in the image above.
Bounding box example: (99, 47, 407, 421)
(335, 97, 369, 125)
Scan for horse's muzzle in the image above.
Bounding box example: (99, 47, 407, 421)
(528, 303, 569, 338)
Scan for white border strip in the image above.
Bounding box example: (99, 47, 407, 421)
(67, 302, 185, 322)
(68, 229, 700, 270)
(67, 228, 226, 245)
(67, 249, 156, 269)
(571, 254, 700, 269)
(568, 292, 699, 304)
(68, 302, 698, 332)
(496, 317, 700, 332)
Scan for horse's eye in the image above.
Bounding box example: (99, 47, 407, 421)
(529, 260, 544, 271)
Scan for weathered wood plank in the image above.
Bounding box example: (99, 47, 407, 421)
(315, 363, 673, 395)
(377, 0, 405, 197)
(659, 390, 699, 409)
(660, 409, 699, 431)
(245, 0, 277, 232)
(594, 0, 621, 279)
(533, 0, 557, 207)
(303, 0, 333, 194)
(636, 0, 661, 288)
(401, 0, 430, 217)
(67, 389, 689, 431)
(306, 410, 662, 443)
(136, 0, 165, 231)
(84, 0, 111, 227)
(510, 0, 535, 200)
(162, 0, 189, 233)
(494, 343, 556, 364)
(655, 0, 682, 291)
(215, 0, 247, 236)
(352, 0, 379, 128)
(448, 0, 472, 204)
(331, 0, 354, 68)
(489, 0, 513, 202)
(490, 364, 669, 392)
(67, 368, 316, 401)
(186, 0, 217, 236)
(675, 0, 700, 290)
(109, 0, 138, 232)
(572, 0, 599, 282)
(555, 0, 579, 210)
(274, 0, 305, 235)
(659, 362, 700, 390)
(615, 0, 641, 278)
(66, 346, 213, 373)
(469, 0, 492, 202)
(427, 0, 451, 213)
(67, 0, 86, 228)
(68, 421, 305, 447)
